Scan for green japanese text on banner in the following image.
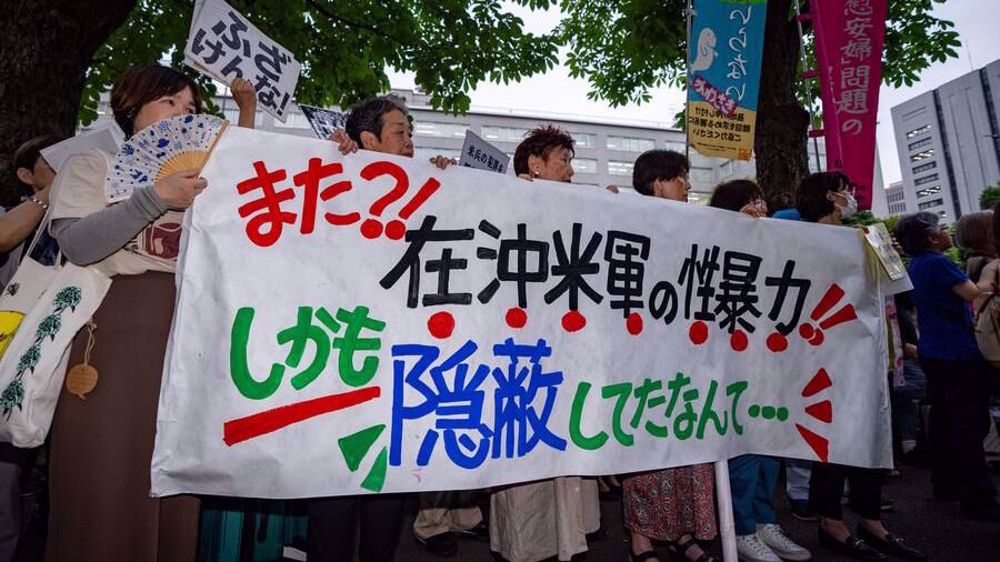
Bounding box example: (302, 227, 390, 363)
(152, 127, 904, 499)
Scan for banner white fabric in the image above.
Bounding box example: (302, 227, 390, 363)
(152, 127, 898, 499)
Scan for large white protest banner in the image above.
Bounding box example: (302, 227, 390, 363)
(184, 0, 300, 121)
(152, 126, 899, 499)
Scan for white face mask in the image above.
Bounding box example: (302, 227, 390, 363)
(838, 192, 858, 219)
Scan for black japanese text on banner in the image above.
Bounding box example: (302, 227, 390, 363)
(152, 127, 897, 499)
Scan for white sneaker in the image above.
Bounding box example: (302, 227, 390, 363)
(736, 533, 781, 562)
(756, 524, 812, 561)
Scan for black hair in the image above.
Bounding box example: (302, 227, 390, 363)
(344, 96, 409, 146)
(796, 171, 851, 222)
(513, 125, 575, 176)
(709, 179, 764, 212)
(13, 135, 62, 181)
(632, 150, 689, 196)
(111, 65, 204, 138)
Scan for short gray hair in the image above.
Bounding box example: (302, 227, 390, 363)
(893, 211, 941, 256)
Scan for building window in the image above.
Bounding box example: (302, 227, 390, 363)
(918, 198, 944, 210)
(914, 173, 939, 186)
(915, 186, 941, 198)
(664, 141, 687, 153)
(572, 133, 595, 149)
(607, 160, 635, 176)
(720, 161, 734, 176)
(691, 167, 714, 183)
(912, 161, 937, 174)
(413, 122, 467, 138)
(909, 149, 935, 162)
(907, 137, 932, 151)
(414, 148, 461, 162)
(905, 124, 931, 139)
(481, 126, 528, 143)
(607, 136, 656, 152)
(573, 158, 598, 174)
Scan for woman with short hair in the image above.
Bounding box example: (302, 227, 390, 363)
(46, 64, 255, 562)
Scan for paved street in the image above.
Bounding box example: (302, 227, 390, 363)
(392, 463, 1000, 562)
(14, 461, 1000, 561)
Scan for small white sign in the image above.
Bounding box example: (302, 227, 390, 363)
(459, 130, 510, 174)
(40, 122, 125, 174)
(184, 0, 301, 122)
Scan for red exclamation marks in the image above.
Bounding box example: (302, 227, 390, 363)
(359, 162, 442, 241)
(798, 284, 857, 346)
(796, 368, 833, 462)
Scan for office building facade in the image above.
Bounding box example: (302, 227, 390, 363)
(891, 59, 1000, 223)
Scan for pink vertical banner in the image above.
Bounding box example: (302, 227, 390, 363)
(811, 0, 887, 210)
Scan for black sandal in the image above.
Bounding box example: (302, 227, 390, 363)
(669, 536, 719, 562)
(629, 551, 661, 562)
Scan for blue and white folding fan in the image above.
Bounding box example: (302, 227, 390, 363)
(106, 114, 227, 202)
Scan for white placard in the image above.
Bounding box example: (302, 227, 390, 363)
(459, 130, 510, 174)
(184, 0, 301, 121)
(40, 123, 125, 174)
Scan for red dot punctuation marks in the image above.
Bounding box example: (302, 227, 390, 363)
(729, 329, 749, 352)
(359, 161, 441, 241)
(766, 332, 788, 353)
(626, 312, 643, 336)
(562, 310, 587, 333)
(689, 321, 709, 345)
(798, 283, 857, 347)
(506, 307, 527, 329)
(427, 311, 455, 339)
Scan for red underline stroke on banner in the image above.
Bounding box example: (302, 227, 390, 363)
(223, 386, 382, 446)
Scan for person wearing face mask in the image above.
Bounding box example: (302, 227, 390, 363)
(795, 172, 926, 561)
(44, 64, 256, 562)
(489, 125, 605, 562)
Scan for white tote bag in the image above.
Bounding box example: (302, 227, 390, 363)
(0, 261, 111, 447)
(0, 214, 60, 358)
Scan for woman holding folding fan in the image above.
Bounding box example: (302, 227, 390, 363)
(45, 66, 256, 562)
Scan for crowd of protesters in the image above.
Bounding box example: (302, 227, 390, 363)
(0, 63, 998, 562)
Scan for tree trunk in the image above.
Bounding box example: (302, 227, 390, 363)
(0, 0, 136, 207)
(755, 0, 810, 212)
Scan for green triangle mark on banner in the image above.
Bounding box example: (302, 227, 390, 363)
(338, 424, 385, 472)
(360, 446, 388, 493)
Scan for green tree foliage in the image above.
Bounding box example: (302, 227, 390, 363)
(550, 0, 960, 206)
(555, 0, 959, 113)
(980, 184, 1000, 210)
(80, 0, 561, 125)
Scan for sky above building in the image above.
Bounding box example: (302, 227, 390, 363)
(386, 1, 1000, 189)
